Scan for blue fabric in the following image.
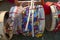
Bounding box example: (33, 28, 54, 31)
(28, 23, 32, 31)
(23, 17, 27, 22)
(22, 6, 40, 31)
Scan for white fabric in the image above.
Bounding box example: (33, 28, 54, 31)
(9, 6, 17, 18)
(9, 6, 24, 34)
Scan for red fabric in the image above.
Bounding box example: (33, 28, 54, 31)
(57, 22, 60, 30)
(58, 14, 60, 18)
(53, 21, 60, 32)
(45, 2, 53, 6)
(43, 5, 51, 15)
(54, 3, 60, 10)
(8, 0, 14, 4)
(43, 2, 53, 15)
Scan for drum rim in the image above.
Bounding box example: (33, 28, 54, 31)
(48, 5, 58, 31)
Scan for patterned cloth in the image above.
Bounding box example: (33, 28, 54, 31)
(22, 5, 45, 33)
(9, 5, 45, 36)
(9, 6, 23, 34)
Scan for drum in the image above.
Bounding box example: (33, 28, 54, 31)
(0, 11, 13, 40)
(21, 5, 45, 38)
(43, 2, 58, 31)
(46, 5, 58, 31)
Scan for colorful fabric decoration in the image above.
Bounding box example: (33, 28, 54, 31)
(9, 5, 45, 37)
(22, 5, 45, 37)
(9, 6, 23, 34)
